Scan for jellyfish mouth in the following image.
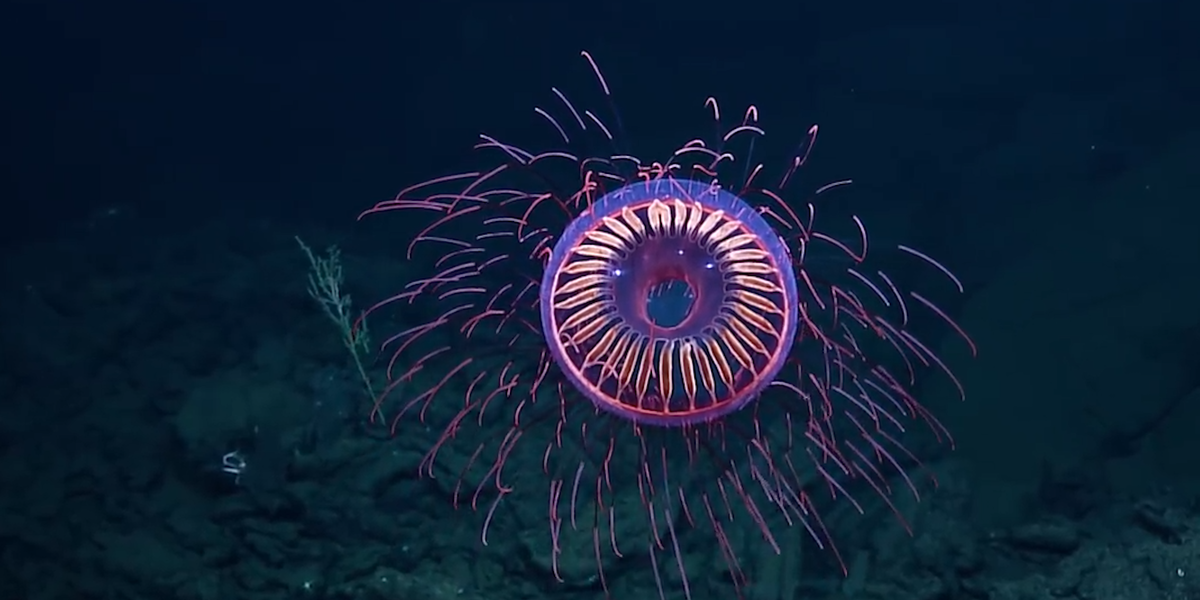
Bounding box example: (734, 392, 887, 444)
(645, 276, 695, 329)
(540, 179, 800, 426)
(613, 235, 721, 337)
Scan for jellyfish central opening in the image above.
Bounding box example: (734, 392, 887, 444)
(646, 277, 696, 328)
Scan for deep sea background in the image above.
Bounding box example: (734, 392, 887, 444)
(3, 0, 1200, 599)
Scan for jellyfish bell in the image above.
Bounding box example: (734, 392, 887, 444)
(359, 51, 975, 600)
(540, 178, 800, 427)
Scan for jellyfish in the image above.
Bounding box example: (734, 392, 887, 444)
(359, 51, 975, 599)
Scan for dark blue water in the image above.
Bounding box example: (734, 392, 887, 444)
(3, 1, 1198, 599)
